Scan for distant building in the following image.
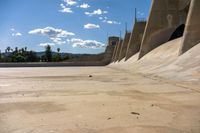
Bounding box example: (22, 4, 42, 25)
(108, 36, 120, 46)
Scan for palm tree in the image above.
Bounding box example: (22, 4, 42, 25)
(21, 48, 25, 53)
(15, 47, 18, 53)
(55, 48, 62, 62)
(57, 48, 60, 53)
(6, 46, 11, 53)
(45, 45, 52, 62)
(0, 50, 2, 60)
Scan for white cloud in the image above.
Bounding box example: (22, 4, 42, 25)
(29, 27, 75, 45)
(12, 32, 22, 37)
(59, 4, 73, 13)
(99, 17, 103, 20)
(15, 33, 22, 36)
(10, 28, 22, 37)
(50, 37, 66, 45)
(68, 38, 106, 49)
(64, 0, 77, 6)
(29, 27, 75, 38)
(39, 43, 55, 47)
(100, 17, 121, 25)
(84, 23, 100, 29)
(79, 3, 90, 9)
(104, 20, 121, 25)
(137, 11, 144, 17)
(85, 9, 108, 16)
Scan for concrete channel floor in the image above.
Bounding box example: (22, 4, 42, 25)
(0, 67, 200, 133)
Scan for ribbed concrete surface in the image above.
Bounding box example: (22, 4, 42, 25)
(125, 21, 146, 60)
(111, 38, 180, 68)
(180, 0, 200, 54)
(111, 44, 118, 62)
(118, 32, 131, 61)
(139, 0, 188, 59)
(113, 40, 123, 62)
(110, 37, 200, 82)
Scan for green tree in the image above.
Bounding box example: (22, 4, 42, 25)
(0, 50, 2, 61)
(2, 46, 40, 62)
(52, 47, 62, 62)
(41, 55, 46, 62)
(27, 51, 38, 62)
(63, 55, 70, 60)
(16, 55, 25, 62)
(57, 48, 60, 53)
(14, 47, 18, 53)
(24, 47, 27, 52)
(21, 48, 25, 53)
(45, 45, 52, 62)
(6, 46, 11, 53)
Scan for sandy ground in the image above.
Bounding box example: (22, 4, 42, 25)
(0, 67, 200, 133)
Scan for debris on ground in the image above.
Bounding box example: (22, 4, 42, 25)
(107, 117, 112, 120)
(131, 112, 140, 115)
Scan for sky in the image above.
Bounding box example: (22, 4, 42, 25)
(0, 0, 151, 54)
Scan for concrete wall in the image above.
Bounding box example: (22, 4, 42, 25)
(139, 0, 189, 59)
(112, 41, 120, 62)
(118, 32, 131, 61)
(179, 0, 200, 54)
(0, 62, 106, 67)
(125, 21, 146, 60)
(114, 40, 123, 62)
(103, 45, 116, 65)
(108, 37, 119, 46)
(111, 44, 118, 62)
(103, 36, 119, 64)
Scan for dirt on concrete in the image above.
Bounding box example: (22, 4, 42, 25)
(0, 67, 199, 133)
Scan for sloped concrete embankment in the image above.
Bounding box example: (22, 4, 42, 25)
(109, 37, 200, 83)
(110, 0, 200, 89)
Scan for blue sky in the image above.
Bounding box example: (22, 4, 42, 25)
(0, 0, 151, 54)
